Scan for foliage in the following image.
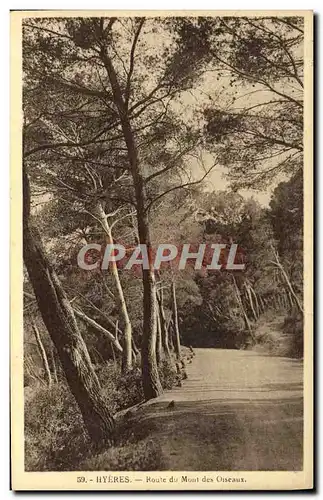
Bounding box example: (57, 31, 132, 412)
(25, 383, 90, 471)
(269, 169, 303, 289)
(282, 310, 303, 358)
(253, 309, 303, 358)
(158, 359, 178, 390)
(97, 361, 144, 413)
(201, 17, 303, 189)
(24, 358, 179, 471)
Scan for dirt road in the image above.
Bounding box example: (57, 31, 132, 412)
(132, 348, 303, 471)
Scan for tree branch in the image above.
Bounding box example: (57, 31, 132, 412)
(125, 19, 145, 108)
(146, 162, 218, 212)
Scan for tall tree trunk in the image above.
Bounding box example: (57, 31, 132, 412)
(95, 201, 132, 371)
(168, 318, 175, 350)
(31, 320, 52, 387)
(156, 309, 163, 365)
(157, 289, 172, 360)
(99, 38, 162, 399)
(171, 281, 181, 360)
(232, 276, 255, 342)
(23, 167, 114, 444)
(245, 284, 258, 322)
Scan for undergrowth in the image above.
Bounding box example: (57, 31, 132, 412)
(25, 357, 180, 471)
(254, 309, 303, 358)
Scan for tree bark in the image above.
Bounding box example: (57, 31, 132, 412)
(23, 167, 115, 445)
(31, 320, 52, 387)
(171, 281, 181, 360)
(99, 37, 162, 399)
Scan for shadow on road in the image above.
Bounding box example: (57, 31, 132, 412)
(127, 396, 303, 471)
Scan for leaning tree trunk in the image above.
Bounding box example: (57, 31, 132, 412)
(171, 281, 181, 360)
(99, 41, 162, 399)
(31, 320, 52, 387)
(23, 167, 114, 445)
(95, 201, 132, 371)
(270, 246, 304, 314)
(73, 307, 123, 354)
(245, 284, 258, 322)
(249, 285, 261, 317)
(232, 276, 255, 343)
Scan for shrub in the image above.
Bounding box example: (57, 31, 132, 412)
(25, 356, 182, 471)
(96, 361, 144, 413)
(24, 383, 89, 471)
(254, 310, 303, 358)
(282, 310, 303, 358)
(158, 359, 178, 389)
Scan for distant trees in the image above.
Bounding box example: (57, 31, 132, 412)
(178, 183, 303, 349)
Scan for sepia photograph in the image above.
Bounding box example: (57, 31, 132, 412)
(10, 10, 313, 490)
